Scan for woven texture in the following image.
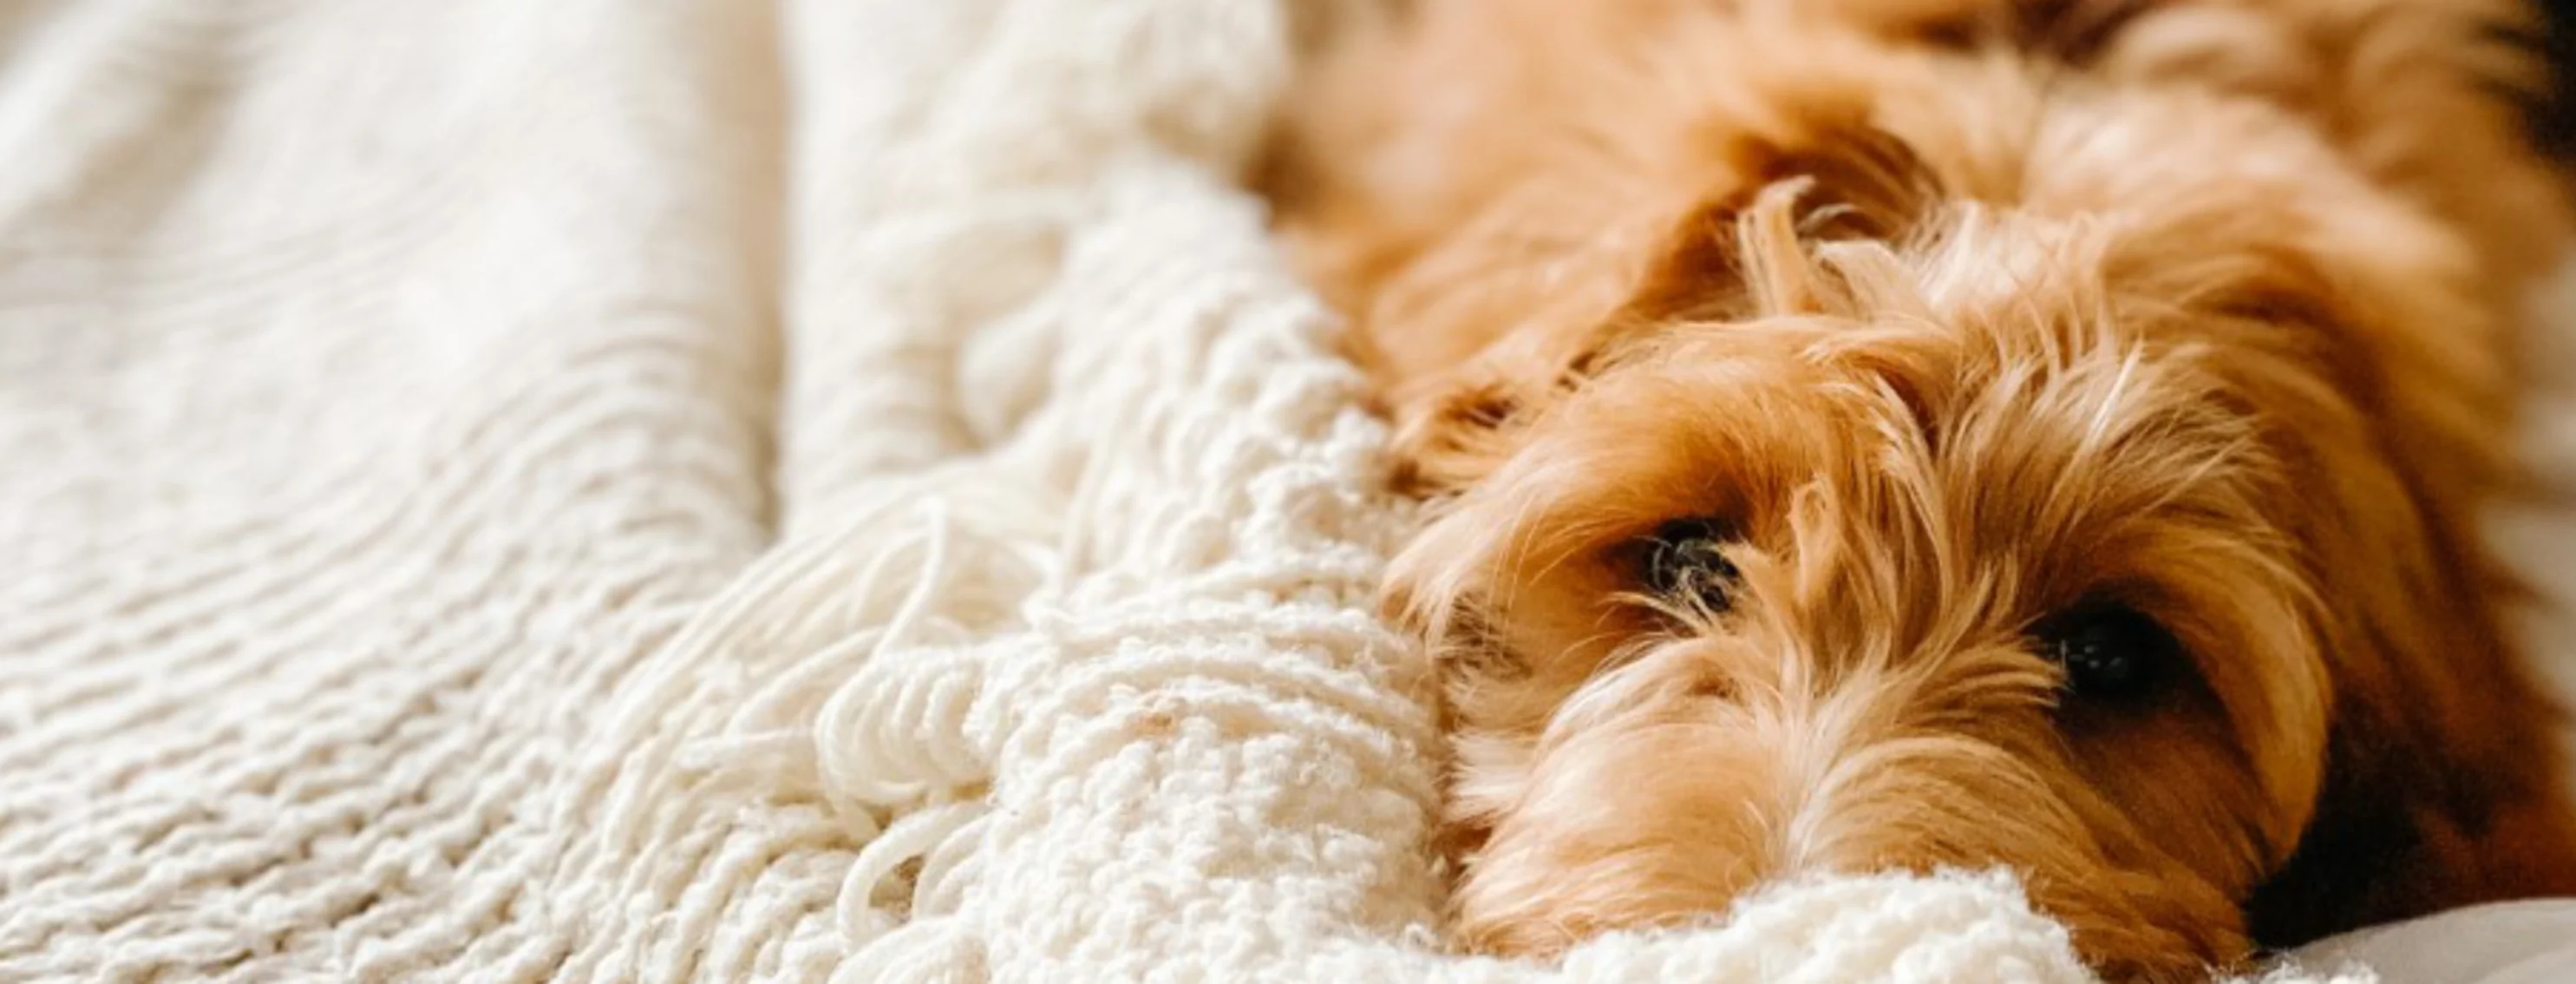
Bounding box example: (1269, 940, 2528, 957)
(13, 0, 2565, 980)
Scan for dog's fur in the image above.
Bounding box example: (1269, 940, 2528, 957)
(1261, 1, 2576, 979)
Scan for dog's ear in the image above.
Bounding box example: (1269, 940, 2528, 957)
(2137, 204, 2576, 945)
(1387, 123, 1946, 494)
(2239, 508, 2576, 942)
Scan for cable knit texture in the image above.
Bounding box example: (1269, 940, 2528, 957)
(15, 0, 2576, 980)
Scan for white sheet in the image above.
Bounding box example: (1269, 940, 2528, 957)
(0, 1, 2567, 981)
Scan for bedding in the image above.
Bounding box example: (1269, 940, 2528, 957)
(0, 1, 2566, 980)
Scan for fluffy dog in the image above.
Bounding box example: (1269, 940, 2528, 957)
(1261, 1, 2576, 979)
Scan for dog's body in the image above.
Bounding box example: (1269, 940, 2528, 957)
(1264, 1, 2576, 978)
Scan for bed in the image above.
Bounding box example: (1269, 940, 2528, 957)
(3, 1, 2571, 980)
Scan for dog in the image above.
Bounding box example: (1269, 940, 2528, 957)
(1259, 1, 2576, 979)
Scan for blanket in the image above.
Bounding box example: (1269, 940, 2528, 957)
(6, 0, 2565, 980)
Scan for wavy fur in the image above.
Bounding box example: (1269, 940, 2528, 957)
(1265, 2, 2576, 980)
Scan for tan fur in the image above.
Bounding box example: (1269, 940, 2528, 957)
(1261, 1, 2576, 980)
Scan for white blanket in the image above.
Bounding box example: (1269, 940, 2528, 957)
(6, 1, 2568, 981)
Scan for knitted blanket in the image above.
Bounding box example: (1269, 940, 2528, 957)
(6, 0, 2565, 980)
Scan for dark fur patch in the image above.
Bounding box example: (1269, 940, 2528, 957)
(2525, 0, 2576, 161)
(1911, 0, 2154, 65)
(2477, 1, 2576, 161)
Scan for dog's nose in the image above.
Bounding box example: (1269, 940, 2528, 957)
(1448, 720, 1788, 955)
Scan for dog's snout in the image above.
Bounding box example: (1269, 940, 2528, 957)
(1455, 667, 2106, 958)
(1452, 721, 1787, 955)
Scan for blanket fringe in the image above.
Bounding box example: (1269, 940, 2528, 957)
(586, 474, 1062, 976)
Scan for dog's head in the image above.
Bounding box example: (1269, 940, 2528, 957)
(1379, 69, 2570, 979)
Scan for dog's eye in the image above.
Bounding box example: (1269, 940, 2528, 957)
(2031, 602, 2178, 700)
(1641, 517, 1741, 610)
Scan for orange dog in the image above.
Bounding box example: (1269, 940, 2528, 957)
(1263, 1, 2576, 978)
